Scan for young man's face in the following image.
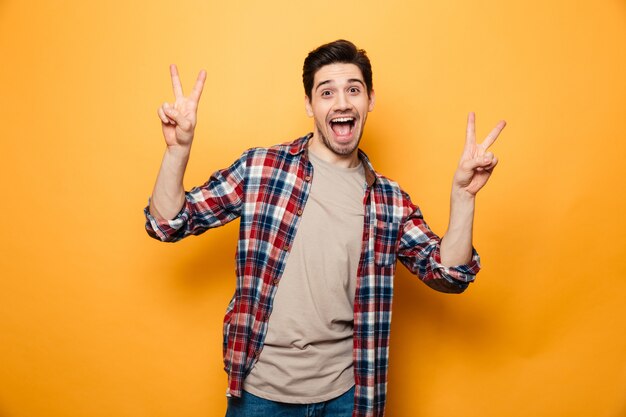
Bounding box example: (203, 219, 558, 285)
(305, 63, 375, 158)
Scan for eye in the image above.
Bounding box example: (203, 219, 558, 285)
(348, 86, 360, 94)
(321, 90, 332, 97)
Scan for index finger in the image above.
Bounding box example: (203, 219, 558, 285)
(170, 64, 184, 98)
(465, 111, 476, 150)
(481, 120, 507, 150)
(189, 69, 207, 104)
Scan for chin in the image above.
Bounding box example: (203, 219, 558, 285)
(325, 135, 360, 156)
(317, 126, 362, 156)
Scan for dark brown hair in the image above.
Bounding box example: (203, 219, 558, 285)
(302, 39, 373, 99)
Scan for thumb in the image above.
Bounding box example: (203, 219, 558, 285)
(163, 107, 192, 131)
(460, 152, 494, 172)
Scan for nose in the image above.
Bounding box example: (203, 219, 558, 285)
(333, 91, 351, 111)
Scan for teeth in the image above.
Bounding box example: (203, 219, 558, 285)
(331, 117, 354, 123)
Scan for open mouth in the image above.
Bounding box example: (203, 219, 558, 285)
(329, 116, 356, 138)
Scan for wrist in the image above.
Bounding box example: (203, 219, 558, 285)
(165, 144, 192, 162)
(451, 186, 475, 205)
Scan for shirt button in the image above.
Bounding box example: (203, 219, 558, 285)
(273, 278, 279, 285)
(296, 209, 303, 216)
(283, 245, 290, 251)
(304, 175, 311, 182)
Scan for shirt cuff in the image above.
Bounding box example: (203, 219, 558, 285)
(430, 245, 481, 284)
(143, 198, 190, 241)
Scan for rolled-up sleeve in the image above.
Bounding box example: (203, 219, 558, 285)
(396, 194, 480, 294)
(144, 151, 247, 242)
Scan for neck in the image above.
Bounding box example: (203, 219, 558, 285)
(308, 132, 360, 168)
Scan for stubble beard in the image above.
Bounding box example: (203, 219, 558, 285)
(315, 120, 363, 157)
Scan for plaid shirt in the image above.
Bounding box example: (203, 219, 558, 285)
(144, 133, 480, 417)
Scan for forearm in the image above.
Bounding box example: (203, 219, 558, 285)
(149, 146, 191, 220)
(440, 188, 475, 266)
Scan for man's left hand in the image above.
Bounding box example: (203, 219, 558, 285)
(452, 112, 506, 196)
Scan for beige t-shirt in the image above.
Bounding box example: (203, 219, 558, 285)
(243, 150, 366, 403)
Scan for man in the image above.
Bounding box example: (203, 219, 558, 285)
(145, 40, 505, 417)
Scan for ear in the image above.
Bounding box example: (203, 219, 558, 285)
(304, 95, 313, 117)
(368, 89, 376, 112)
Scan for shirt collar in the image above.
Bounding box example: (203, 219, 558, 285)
(287, 132, 313, 155)
(290, 133, 378, 187)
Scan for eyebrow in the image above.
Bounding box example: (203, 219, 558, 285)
(314, 78, 365, 92)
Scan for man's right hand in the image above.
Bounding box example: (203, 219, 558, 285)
(157, 64, 207, 150)
(149, 65, 206, 221)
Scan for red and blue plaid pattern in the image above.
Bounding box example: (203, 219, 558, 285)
(144, 133, 480, 417)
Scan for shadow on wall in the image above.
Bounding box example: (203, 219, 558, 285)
(386, 264, 499, 413)
(166, 223, 239, 302)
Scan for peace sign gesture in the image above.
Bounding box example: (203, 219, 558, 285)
(157, 64, 207, 149)
(452, 112, 506, 196)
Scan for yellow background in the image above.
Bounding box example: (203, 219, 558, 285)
(1, 0, 625, 416)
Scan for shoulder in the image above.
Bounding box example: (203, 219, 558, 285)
(242, 134, 310, 162)
(371, 172, 418, 221)
(232, 135, 310, 179)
